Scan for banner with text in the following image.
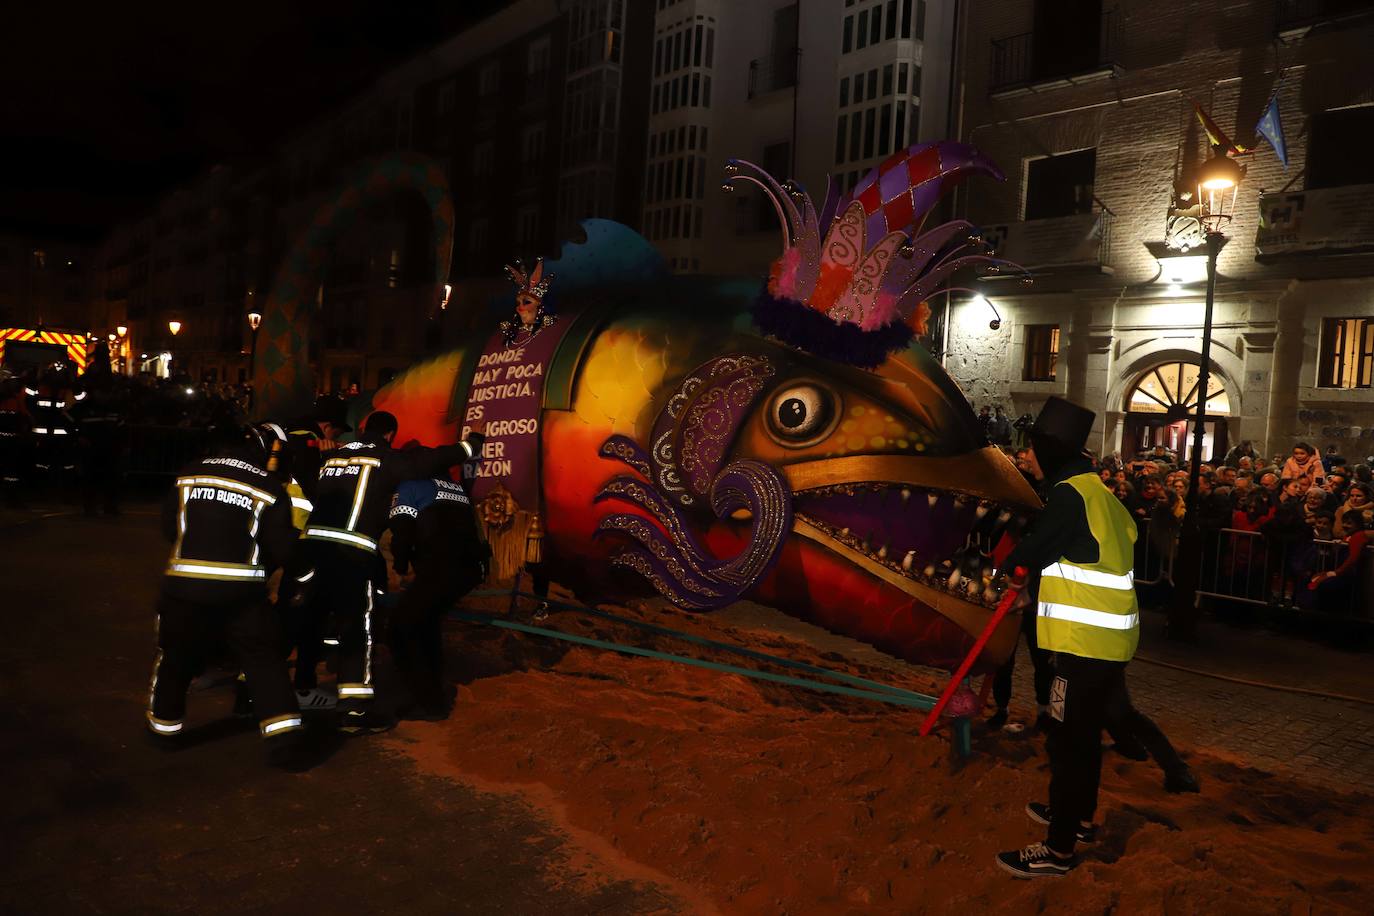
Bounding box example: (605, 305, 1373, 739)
(1255, 183, 1374, 258)
(459, 311, 576, 508)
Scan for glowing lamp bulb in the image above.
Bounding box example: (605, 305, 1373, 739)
(168, 320, 182, 336)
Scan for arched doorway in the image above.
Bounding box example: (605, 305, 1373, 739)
(1122, 360, 1230, 463)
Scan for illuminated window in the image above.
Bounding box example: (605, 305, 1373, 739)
(1127, 361, 1229, 415)
(1317, 317, 1374, 389)
(1022, 324, 1060, 381)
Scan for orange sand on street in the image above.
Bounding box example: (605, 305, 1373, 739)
(394, 598, 1374, 915)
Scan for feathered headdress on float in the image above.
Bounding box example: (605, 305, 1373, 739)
(725, 141, 1026, 369)
(500, 257, 557, 347)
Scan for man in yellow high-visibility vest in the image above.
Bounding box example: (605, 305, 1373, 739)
(995, 396, 1139, 879)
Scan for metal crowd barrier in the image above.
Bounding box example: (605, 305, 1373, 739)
(1133, 517, 1175, 587)
(1194, 526, 1373, 619)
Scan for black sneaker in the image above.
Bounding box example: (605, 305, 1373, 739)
(1025, 802, 1096, 844)
(337, 707, 395, 735)
(995, 843, 1076, 878)
(1164, 766, 1201, 793)
(986, 708, 1009, 731)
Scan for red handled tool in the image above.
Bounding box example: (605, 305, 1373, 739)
(918, 567, 1027, 737)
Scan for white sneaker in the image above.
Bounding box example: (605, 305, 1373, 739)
(296, 687, 337, 710)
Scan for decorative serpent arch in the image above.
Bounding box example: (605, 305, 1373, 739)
(252, 154, 455, 420)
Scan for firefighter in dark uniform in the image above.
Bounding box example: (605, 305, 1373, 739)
(387, 472, 489, 719)
(286, 397, 352, 501)
(0, 373, 32, 506)
(72, 360, 128, 516)
(27, 364, 77, 486)
(298, 410, 481, 732)
(146, 425, 304, 765)
(995, 397, 1140, 878)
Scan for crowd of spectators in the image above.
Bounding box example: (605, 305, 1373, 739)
(1008, 440, 1373, 615)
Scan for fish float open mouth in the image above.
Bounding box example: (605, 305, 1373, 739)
(781, 452, 1038, 640)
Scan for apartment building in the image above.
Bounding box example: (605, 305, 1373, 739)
(944, 0, 1374, 459)
(91, 0, 651, 392)
(642, 0, 956, 276)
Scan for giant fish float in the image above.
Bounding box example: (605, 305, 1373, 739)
(256, 142, 1041, 675)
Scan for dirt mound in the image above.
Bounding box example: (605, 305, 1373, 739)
(395, 597, 1374, 915)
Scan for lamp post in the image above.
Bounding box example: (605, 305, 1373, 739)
(166, 320, 182, 378)
(115, 325, 128, 375)
(1169, 149, 1244, 640)
(247, 309, 262, 394)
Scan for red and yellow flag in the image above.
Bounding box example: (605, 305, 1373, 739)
(1189, 97, 1250, 156)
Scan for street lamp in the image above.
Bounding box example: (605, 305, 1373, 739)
(1169, 148, 1244, 640)
(114, 325, 128, 375)
(168, 320, 182, 336)
(247, 309, 263, 390)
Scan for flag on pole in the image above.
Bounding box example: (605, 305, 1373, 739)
(1189, 97, 1249, 155)
(1254, 92, 1289, 169)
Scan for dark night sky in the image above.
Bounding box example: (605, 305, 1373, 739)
(1, 1, 508, 241)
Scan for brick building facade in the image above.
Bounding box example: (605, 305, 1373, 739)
(944, 0, 1374, 462)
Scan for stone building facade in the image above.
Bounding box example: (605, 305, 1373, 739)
(944, 0, 1374, 462)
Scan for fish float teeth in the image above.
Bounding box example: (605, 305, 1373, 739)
(975, 506, 989, 520)
(923, 564, 937, 579)
(901, 488, 912, 503)
(927, 494, 939, 509)
(983, 586, 999, 603)
(965, 579, 981, 597)
(997, 510, 1012, 525)
(947, 569, 963, 589)
(840, 527, 850, 537)
(877, 544, 888, 559)
(901, 550, 915, 571)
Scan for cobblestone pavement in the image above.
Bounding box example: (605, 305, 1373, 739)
(713, 602, 1374, 795)
(1011, 637, 1374, 793)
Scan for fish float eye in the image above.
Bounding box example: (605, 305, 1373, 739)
(765, 381, 838, 447)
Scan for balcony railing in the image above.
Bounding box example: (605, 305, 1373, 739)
(1276, 0, 1374, 34)
(747, 53, 797, 99)
(990, 8, 1120, 94)
(979, 210, 1112, 272)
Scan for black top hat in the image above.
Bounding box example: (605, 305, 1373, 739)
(1031, 396, 1095, 452)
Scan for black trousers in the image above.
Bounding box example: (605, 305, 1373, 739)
(1103, 677, 1186, 774)
(1046, 653, 1127, 854)
(992, 606, 1054, 710)
(302, 542, 376, 705)
(148, 592, 298, 737)
(391, 560, 474, 708)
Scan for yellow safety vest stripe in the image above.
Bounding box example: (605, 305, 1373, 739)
(1037, 472, 1140, 662)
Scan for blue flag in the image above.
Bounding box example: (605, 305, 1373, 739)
(1255, 93, 1288, 169)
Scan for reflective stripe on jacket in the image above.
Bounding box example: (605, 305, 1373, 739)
(1036, 472, 1140, 662)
